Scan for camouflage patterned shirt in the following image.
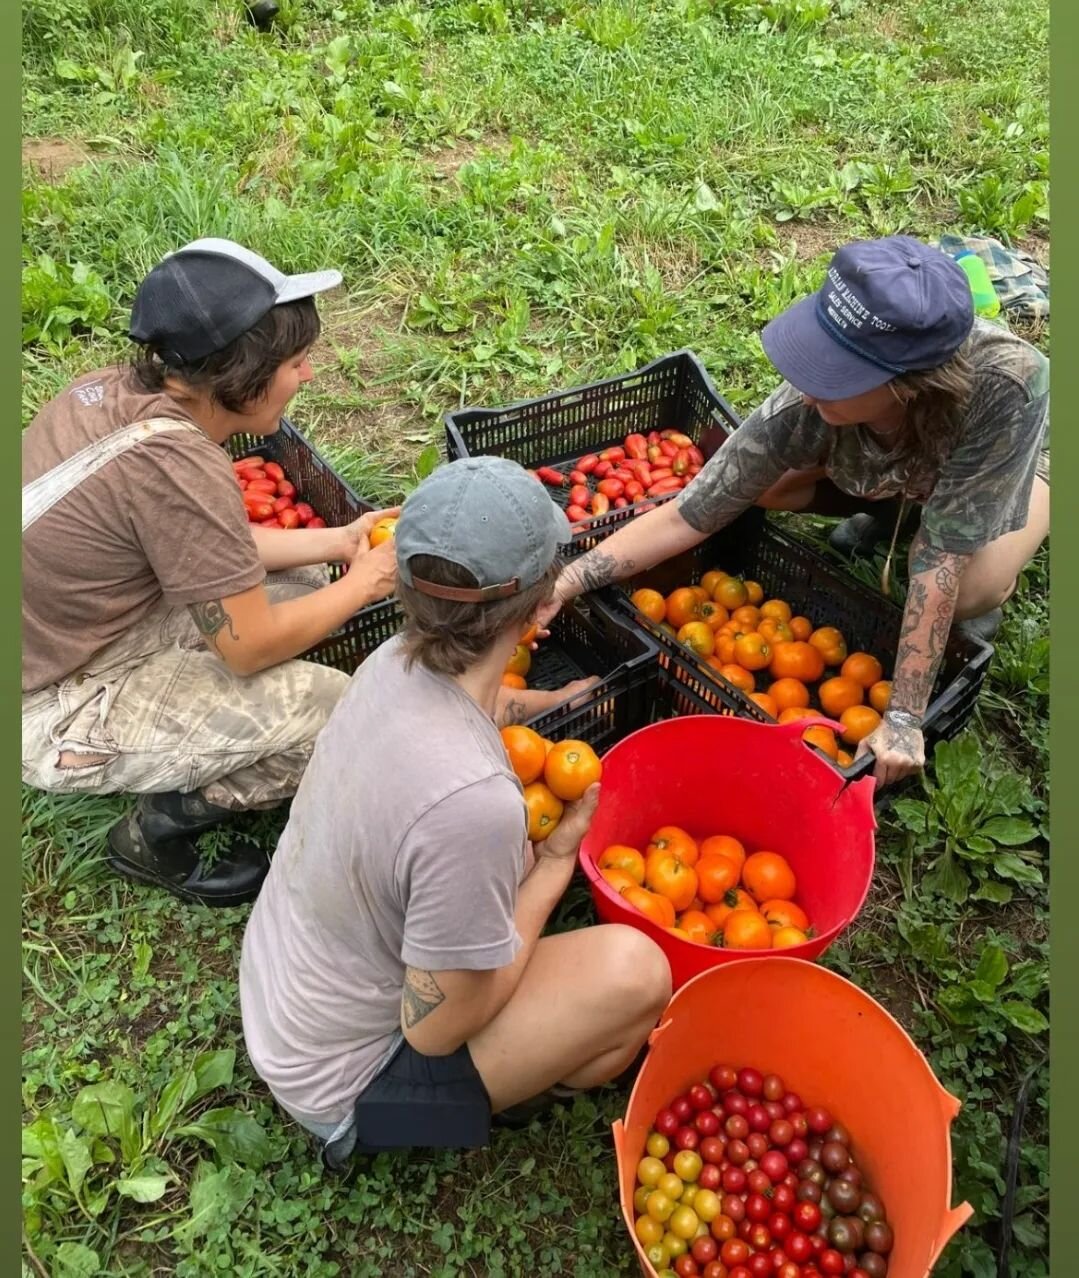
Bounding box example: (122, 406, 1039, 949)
(679, 320, 1049, 554)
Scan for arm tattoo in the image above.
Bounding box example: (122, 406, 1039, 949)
(402, 967, 445, 1029)
(566, 549, 636, 596)
(497, 697, 527, 727)
(188, 600, 238, 648)
(891, 531, 966, 719)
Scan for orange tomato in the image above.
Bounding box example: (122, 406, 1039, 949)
(668, 926, 693, 941)
(368, 516, 398, 547)
(500, 725, 547, 784)
(695, 854, 742, 903)
(501, 672, 527, 689)
(630, 588, 666, 623)
(731, 605, 761, 631)
(647, 826, 699, 867)
(714, 577, 748, 610)
(699, 835, 746, 874)
(744, 580, 764, 606)
(665, 587, 701, 628)
(769, 677, 810, 711)
(760, 599, 792, 623)
(678, 909, 718, 945)
(700, 570, 727, 597)
(803, 725, 839, 760)
(718, 663, 755, 693)
(714, 632, 738, 664)
(818, 675, 865, 717)
(733, 632, 771, 672)
(519, 623, 539, 645)
(505, 644, 532, 677)
(758, 618, 794, 646)
(869, 680, 892, 714)
(750, 691, 779, 719)
(600, 866, 638, 894)
(789, 615, 813, 641)
(678, 621, 716, 659)
(705, 887, 757, 930)
(808, 626, 848, 668)
(544, 739, 602, 800)
(778, 706, 818, 724)
(772, 925, 809, 950)
(842, 652, 885, 689)
(760, 899, 810, 931)
(523, 782, 563, 841)
(598, 844, 646, 885)
(837, 749, 855, 768)
(840, 704, 882, 744)
(769, 641, 825, 683)
(698, 600, 730, 630)
(624, 885, 676, 929)
(645, 853, 699, 911)
(722, 909, 773, 950)
(742, 850, 797, 903)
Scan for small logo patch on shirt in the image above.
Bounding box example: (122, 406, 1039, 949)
(71, 382, 105, 407)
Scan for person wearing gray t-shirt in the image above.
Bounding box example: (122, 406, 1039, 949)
(544, 236, 1049, 788)
(239, 456, 671, 1167)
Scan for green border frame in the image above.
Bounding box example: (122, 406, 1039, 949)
(1049, 1, 1072, 1268)
(8, 6, 22, 1276)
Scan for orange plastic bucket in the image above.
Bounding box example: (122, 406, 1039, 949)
(579, 715, 876, 988)
(614, 959, 973, 1277)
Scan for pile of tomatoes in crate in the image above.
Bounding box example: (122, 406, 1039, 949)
(533, 429, 705, 525)
(634, 1065, 895, 1278)
(630, 570, 892, 767)
(501, 624, 540, 690)
(499, 724, 602, 842)
(233, 455, 327, 529)
(599, 828, 810, 951)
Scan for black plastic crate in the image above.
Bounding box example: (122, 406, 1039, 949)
(226, 415, 373, 545)
(603, 510, 994, 780)
(304, 593, 661, 745)
(443, 350, 741, 556)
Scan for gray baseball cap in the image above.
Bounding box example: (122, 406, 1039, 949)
(130, 237, 342, 364)
(396, 456, 570, 603)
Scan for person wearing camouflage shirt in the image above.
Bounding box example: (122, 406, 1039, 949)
(544, 237, 1049, 786)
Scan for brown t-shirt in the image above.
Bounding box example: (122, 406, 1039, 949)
(22, 366, 266, 693)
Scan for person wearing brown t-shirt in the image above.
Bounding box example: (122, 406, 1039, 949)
(22, 239, 400, 906)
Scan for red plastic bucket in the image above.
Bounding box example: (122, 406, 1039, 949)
(614, 959, 973, 1277)
(579, 715, 876, 989)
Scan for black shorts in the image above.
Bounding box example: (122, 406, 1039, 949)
(322, 1038, 492, 1168)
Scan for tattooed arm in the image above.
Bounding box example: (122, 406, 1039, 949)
(399, 785, 601, 1058)
(856, 528, 969, 785)
(493, 678, 600, 727)
(537, 497, 709, 627)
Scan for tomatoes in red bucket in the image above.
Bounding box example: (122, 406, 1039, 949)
(578, 716, 876, 989)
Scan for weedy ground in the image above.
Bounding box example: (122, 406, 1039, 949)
(22, 1, 1047, 1275)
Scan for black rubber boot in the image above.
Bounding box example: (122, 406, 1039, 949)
(106, 792, 270, 907)
(245, 0, 279, 30)
(955, 606, 1003, 645)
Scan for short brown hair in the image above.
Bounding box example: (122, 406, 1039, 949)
(128, 297, 320, 412)
(399, 554, 561, 677)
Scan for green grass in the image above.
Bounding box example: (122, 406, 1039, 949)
(22, 0, 1048, 1274)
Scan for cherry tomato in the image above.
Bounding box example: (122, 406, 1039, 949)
(692, 1237, 719, 1265)
(787, 1139, 809, 1164)
(710, 1065, 738, 1092)
(710, 1213, 736, 1242)
(747, 1133, 770, 1159)
(727, 1140, 750, 1166)
(690, 1084, 716, 1111)
(748, 1256, 772, 1278)
(672, 1097, 694, 1123)
(723, 1093, 749, 1118)
(726, 1115, 750, 1140)
(764, 1101, 785, 1121)
(729, 1268, 753, 1278)
(778, 1264, 802, 1278)
(696, 1111, 721, 1137)
(805, 1107, 833, 1134)
(760, 1150, 788, 1183)
(656, 1108, 680, 1137)
(722, 1195, 746, 1224)
(746, 1194, 771, 1223)
(786, 1233, 813, 1264)
(674, 1255, 700, 1277)
(820, 1251, 845, 1275)
(783, 1093, 804, 1114)
(700, 1138, 725, 1166)
(794, 1203, 822, 1233)
(747, 1169, 772, 1196)
(773, 1185, 796, 1214)
(769, 1120, 794, 1147)
(738, 1068, 764, 1097)
(748, 1105, 772, 1133)
(675, 1127, 700, 1152)
(722, 1167, 747, 1193)
(703, 1265, 727, 1278)
(721, 1239, 751, 1267)
(748, 1224, 771, 1252)
(769, 1214, 792, 1242)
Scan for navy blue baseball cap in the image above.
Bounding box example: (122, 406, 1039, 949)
(761, 236, 974, 400)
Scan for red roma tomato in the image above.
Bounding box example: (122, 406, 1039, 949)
(569, 484, 590, 508)
(306, 516, 327, 528)
(259, 516, 281, 527)
(272, 495, 294, 514)
(293, 502, 316, 524)
(276, 480, 297, 499)
(246, 478, 278, 494)
(264, 462, 285, 483)
(278, 508, 301, 529)
(247, 501, 275, 521)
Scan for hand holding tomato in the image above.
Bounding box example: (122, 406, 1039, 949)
(540, 782, 600, 860)
(340, 506, 403, 565)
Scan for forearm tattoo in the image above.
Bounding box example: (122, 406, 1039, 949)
(402, 968, 445, 1028)
(566, 549, 636, 596)
(891, 531, 966, 720)
(188, 599, 238, 649)
(497, 697, 527, 727)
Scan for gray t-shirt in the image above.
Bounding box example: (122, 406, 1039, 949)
(239, 635, 532, 1128)
(679, 320, 1049, 554)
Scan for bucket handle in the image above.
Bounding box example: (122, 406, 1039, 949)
(647, 1015, 673, 1049)
(930, 1202, 975, 1267)
(771, 715, 845, 738)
